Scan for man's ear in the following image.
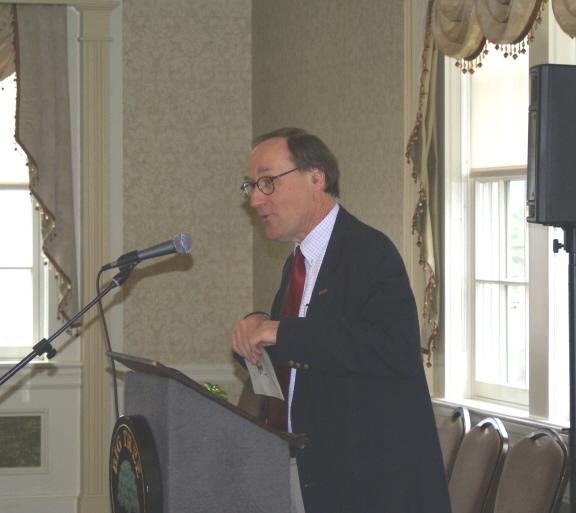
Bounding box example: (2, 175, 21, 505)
(311, 168, 325, 187)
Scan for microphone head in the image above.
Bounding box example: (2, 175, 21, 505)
(174, 233, 192, 254)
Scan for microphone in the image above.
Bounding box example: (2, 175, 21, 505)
(102, 233, 192, 270)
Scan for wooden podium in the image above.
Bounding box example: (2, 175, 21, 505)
(109, 352, 305, 513)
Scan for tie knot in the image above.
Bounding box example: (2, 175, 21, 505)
(294, 245, 303, 261)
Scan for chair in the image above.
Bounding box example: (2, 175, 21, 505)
(492, 428, 568, 513)
(436, 406, 471, 480)
(449, 417, 509, 513)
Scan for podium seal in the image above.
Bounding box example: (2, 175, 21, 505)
(110, 415, 162, 513)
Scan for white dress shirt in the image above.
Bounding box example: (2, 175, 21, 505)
(287, 203, 339, 432)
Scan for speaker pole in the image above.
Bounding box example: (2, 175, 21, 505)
(556, 226, 576, 513)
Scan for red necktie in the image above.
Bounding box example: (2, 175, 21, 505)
(267, 246, 306, 431)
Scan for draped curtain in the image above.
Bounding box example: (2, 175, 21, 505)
(0, 5, 15, 81)
(407, 1, 440, 368)
(1, 5, 79, 324)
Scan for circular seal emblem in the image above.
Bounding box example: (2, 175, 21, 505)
(110, 415, 162, 513)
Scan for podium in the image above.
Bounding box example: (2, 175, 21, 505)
(109, 352, 305, 513)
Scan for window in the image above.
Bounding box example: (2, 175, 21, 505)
(468, 47, 530, 405)
(474, 177, 529, 403)
(443, 27, 574, 424)
(0, 74, 48, 359)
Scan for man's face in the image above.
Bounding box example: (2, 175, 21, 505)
(247, 137, 319, 242)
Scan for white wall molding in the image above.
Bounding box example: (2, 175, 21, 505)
(114, 361, 240, 386)
(0, 495, 78, 513)
(0, 363, 81, 389)
(175, 362, 241, 385)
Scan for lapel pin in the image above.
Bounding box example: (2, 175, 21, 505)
(318, 288, 329, 296)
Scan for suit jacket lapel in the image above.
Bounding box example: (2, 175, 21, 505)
(306, 206, 352, 318)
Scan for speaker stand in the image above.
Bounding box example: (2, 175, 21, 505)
(555, 226, 576, 513)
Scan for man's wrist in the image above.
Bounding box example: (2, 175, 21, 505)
(243, 310, 271, 320)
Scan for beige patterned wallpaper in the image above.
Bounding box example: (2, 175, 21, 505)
(122, 0, 252, 365)
(252, 0, 406, 311)
(122, 0, 410, 369)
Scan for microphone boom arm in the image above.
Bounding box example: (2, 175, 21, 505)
(0, 266, 134, 387)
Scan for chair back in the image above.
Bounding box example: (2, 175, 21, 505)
(449, 417, 508, 513)
(492, 428, 568, 513)
(437, 406, 471, 480)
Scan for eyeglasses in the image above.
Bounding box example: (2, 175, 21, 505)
(240, 167, 299, 198)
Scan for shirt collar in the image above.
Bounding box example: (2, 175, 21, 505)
(297, 203, 339, 262)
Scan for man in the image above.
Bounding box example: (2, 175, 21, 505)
(232, 128, 451, 513)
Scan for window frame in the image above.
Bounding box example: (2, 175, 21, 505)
(443, 10, 576, 424)
(443, 49, 537, 412)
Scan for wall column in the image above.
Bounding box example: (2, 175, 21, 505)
(77, 3, 117, 512)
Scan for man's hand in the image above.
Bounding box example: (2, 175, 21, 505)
(232, 314, 279, 365)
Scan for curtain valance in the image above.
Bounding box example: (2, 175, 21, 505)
(432, 0, 575, 72)
(553, 0, 576, 37)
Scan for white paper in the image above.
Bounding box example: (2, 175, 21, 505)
(246, 351, 284, 400)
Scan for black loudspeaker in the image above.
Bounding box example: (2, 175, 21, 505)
(527, 64, 576, 226)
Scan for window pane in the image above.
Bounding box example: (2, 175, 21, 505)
(506, 285, 528, 388)
(475, 181, 500, 280)
(475, 282, 503, 384)
(0, 190, 34, 267)
(0, 269, 33, 347)
(476, 282, 528, 390)
(506, 180, 527, 281)
(549, 227, 569, 421)
(0, 74, 29, 184)
(470, 45, 529, 169)
(475, 177, 529, 392)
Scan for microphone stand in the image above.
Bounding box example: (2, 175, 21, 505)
(0, 265, 134, 387)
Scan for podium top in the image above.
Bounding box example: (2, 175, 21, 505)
(108, 351, 306, 449)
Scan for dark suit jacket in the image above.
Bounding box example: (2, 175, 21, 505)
(267, 207, 451, 513)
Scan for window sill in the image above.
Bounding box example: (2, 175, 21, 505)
(0, 361, 82, 389)
(433, 397, 569, 431)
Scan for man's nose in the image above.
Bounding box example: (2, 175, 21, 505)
(250, 187, 266, 208)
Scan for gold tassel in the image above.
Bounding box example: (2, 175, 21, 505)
(455, 44, 489, 74)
